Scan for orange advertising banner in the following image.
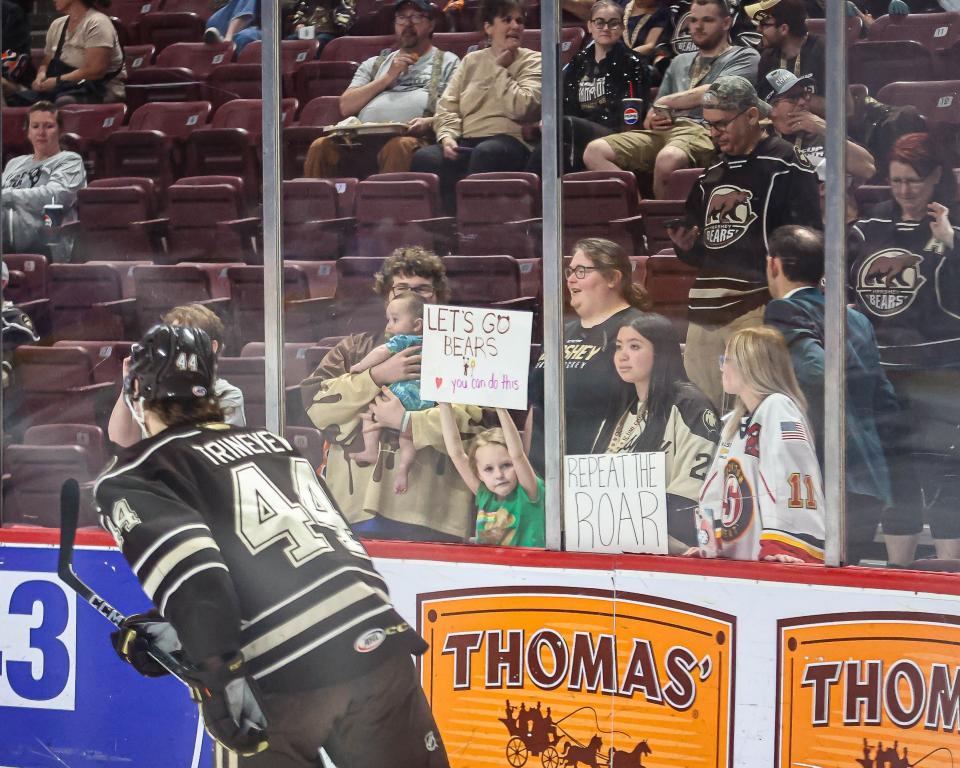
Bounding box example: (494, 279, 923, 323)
(418, 586, 735, 768)
(777, 612, 960, 768)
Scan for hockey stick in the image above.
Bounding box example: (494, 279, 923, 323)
(57, 479, 196, 684)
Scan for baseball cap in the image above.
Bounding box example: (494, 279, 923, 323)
(395, 0, 434, 14)
(702, 75, 771, 117)
(744, 0, 781, 22)
(764, 68, 815, 102)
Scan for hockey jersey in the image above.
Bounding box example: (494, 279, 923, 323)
(849, 201, 960, 369)
(95, 423, 426, 693)
(697, 393, 825, 562)
(679, 134, 822, 326)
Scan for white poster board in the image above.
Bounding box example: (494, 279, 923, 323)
(420, 305, 533, 410)
(563, 452, 669, 554)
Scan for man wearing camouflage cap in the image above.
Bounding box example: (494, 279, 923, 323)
(667, 74, 821, 406)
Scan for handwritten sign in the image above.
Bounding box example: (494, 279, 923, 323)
(564, 453, 669, 554)
(420, 305, 533, 410)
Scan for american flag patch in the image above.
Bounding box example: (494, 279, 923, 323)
(780, 421, 809, 442)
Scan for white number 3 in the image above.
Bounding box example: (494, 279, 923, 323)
(232, 458, 367, 566)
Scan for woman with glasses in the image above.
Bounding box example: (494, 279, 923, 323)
(849, 132, 960, 567)
(528, 238, 651, 470)
(301, 246, 486, 544)
(530, 0, 651, 173)
(593, 313, 720, 552)
(696, 326, 825, 563)
(411, 0, 541, 209)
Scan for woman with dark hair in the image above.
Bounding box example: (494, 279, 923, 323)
(10, 0, 124, 105)
(593, 313, 719, 550)
(411, 0, 541, 209)
(849, 132, 960, 567)
(528, 238, 651, 468)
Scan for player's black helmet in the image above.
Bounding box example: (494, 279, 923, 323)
(125, 324, 216, 403)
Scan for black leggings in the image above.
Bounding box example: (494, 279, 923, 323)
(526, 116, 613, 174)
(410, 134, 531, 214)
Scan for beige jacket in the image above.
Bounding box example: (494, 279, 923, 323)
(301, 332, 485, 539)
(433, 47, 542, 146)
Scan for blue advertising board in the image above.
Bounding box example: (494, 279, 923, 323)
(0, 540, 212, 768)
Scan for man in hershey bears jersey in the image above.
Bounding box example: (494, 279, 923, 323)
(95, 324, 449, 767)
(667, 74, 820, 408)
(696, 326, 825, 562)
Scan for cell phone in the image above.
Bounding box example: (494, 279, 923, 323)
(664, 217, 694, 229)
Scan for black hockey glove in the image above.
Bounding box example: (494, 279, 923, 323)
(189, 653, 269, 757)
(111, 610, 184, 678)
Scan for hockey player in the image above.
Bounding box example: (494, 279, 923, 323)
(696, 325, 825, 562)
(95, 324, 449, 767)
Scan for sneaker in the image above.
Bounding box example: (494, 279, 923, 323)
(203, 27, 223, 44)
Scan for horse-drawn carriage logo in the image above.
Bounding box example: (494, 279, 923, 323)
(500, 701, 653, 768)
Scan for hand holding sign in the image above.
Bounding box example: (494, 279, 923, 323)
(420, 305, 533, 410)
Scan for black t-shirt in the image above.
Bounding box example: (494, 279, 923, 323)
(758, 34, 826, 98)
(562, 42, 651, 130)
(529, 306, 644, 470)
(624, 6, 672, 51)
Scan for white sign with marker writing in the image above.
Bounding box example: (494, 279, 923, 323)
(564, 452, 669, 554)
(420, 305, 533, 410)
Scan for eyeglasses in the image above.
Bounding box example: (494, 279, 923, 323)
(395, 12, 428, 24)
(590, 18, 623, 29)
(773, 86, 814, 105)
(564, 265, 600, 279)
(391, 283, 435, 297)
(703, 108, 749, 132)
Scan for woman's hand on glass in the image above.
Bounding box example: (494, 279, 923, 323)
(369, 345, 421, 386)
(929, 202, 955, 249)
(441, 136, 459, 161)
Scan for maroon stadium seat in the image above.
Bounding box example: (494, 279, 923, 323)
(849, 41, 936, 95)
(3, 445, 101, 527)
(868, 11, 960, 49)
(124, 43, 157, 71)
(877, 81, 960, 132)
(131, 263, 233, 338)
(285, 426, 327, 470)
(2, 254, 48, 304)
(636, 167, 703, 255)
(283, 179, 355, 260)
(53, 340, 134, 392)
(282, 96, 343, 178)
(456, 172, 541, 259)
(433, 31, 485, 58)
(2, 106, 31, 166)
(522, 28, 585, 65)
(203, 63, 263, 108)
(155, 40, 236, 77)
(159, 0, 210, 12)
(355, 172, 454, 256)
(805, 16, 863, 46)
(47, 264, 136, 341)
(643, 250, 697, 336)
(217, 356, 265, 427)
(444, 255, 541, 304)
(320, 35, 395, 63)
(561, 171, 644, 254)
(292, 61, 358, 104)
(72, 184, 158, 262)
(136, 11, 206, 51)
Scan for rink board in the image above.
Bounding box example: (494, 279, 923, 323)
(3, 532, 960, 768)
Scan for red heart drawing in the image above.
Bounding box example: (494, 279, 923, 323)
(435, 377, 443, 388)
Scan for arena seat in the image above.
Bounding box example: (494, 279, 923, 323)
(48, 264, 136, 341)
(320, 35, 395, 63)
(71, 184, 158, 262)
(805, 16, 863, 46)
(636, 167, 703, 255)
(2, 106, 31, 165)
(136, 11, 206, 51)
(444, 255, 541, 304)
(123, 66, 205, 112)
(52, 341, 134, 392)
(868, 11, 960, 49)
(355, 172, 454, 256)
(2, 254, 48, 305)
(328, 256, 387, 336)
(124, 43, 157, 71)
(203, 63, 263, 108)
(561, 171, 644, 254)
(292, 61, 359, 104)
(23, 423, 108, 467)
(2, 445, 101, 527)
(107, 0, 159, 43)
(131, 263, 233, 338)
(237, 38, 320, 72)
(241, 342, 318, 385)
(455, 172, 541, 259)
(159, 0, 210, 12)
(285, 426, 327, 470)
(877, 81, 960, 150)
(217, 356, 266, 427)
(155, 40, 236, 78)
(284, 179, 355, 260)
(100, 100, 213, 192)
(522, 28, 585, 65)
(283, 96, 343, 177)
(849, 41, 936, 95)
(643, 250, 697, 336)
(433, 31, 485, 58)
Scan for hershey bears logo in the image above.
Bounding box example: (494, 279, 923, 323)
(855, 248, 926, 317)
(671, 13, 698, 55)
(703, 185, 757, 248)
(719, 459, 753, 543)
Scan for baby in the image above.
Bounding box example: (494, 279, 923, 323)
(349, 292, 435, 493)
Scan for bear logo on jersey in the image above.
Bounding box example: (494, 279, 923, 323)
(670, 13, 698, 54)
(719, 459, 754, 543)
(855, 248, 926, 317)
(703, 186, 757, 249)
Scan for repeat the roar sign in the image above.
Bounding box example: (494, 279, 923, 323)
(564, 453, 669, 554)
(420, 305, 533, 410)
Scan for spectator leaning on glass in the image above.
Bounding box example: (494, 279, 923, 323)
(108, 303, 246, 448)
(304, 0, 460, 178)
(582, 0, 759, 200)
(300, 247, 485, 543)
(764, 69, 875, 183)
(528, 238, 652, 472)
(528, 0, 651, 174)
(667, 75, 820, 408)
(1, 101, 85, 257)
(697, 326, 825, 563)
(593, 313, 720, 553)
(9, 0, 125, 106)
(849, 132, 960, 567)
(763, 225, 896, 565)
(411, 0, 541, 209)
(745, 0, 825, 116)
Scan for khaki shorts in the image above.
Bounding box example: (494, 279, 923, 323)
(602, 119, 715, 173)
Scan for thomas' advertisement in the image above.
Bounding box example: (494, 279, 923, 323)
(418, 586, 735, 768)
(776, 613, 960, 768)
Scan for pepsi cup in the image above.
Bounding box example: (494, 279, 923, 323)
(42, 203, 64, 228)
(621, 98, 645, 130)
